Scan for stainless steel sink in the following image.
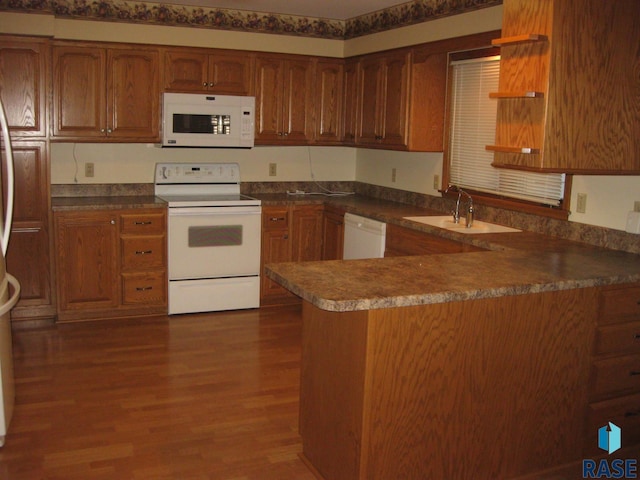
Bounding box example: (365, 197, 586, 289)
(403, 215, 521, 234)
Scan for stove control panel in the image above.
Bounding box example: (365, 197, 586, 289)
(155, 163, 240, 185)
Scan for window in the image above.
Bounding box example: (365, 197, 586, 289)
(446, 53, 568, 214)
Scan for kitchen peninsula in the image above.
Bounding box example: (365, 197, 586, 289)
(265, 201, 640, 479)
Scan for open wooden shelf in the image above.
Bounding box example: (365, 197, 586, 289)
(491, 34, 548, 46)
(489, 91, 544, 99)
(486, 145, 540, 154)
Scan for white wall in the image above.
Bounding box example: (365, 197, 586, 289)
(50, 143, 356, 183)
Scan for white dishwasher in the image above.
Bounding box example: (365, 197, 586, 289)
(343, 213, 387, 260)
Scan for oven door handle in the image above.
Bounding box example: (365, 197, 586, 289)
(169, 207, 261, 216)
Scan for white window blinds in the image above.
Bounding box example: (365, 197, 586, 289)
(449, 56, 565, 206)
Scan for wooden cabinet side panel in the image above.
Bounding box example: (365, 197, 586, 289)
(299, 302, 369, 480)
(362, 288, 596, 479)
(544, 0, 640, 171)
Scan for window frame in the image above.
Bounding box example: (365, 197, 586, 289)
(442, 46, 572, 220)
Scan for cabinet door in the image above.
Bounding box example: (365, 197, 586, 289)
(208, 51, 254, 95)
(358, 57, 383, 144)
(322, 209, 344, 260)
(292, 205, 323, 262)
(55, 211, 119, 312)
(255, 56, 284, 141)
(163, 49, 209, 92)
(315, 59, 344, 144)
(108, 47, 160, 140)
(282, 58, 314, 143)
(380, 52, 409, 147)
(342, 59, 359, 144)
(52, 45, 106, 138)
(3, 141, 54, 320)
(0, 36, 48, 137)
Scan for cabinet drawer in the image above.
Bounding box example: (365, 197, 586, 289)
(263, 208, 289, 228)
(585, 393, 640, 456)
(590, 354, 640, 400)
(121, 236, 166, 269)
(594, 321, 640, 356)
(122, 272, 166, 305)
(599, 284, 640, 325)
(120, 212, 166, 235)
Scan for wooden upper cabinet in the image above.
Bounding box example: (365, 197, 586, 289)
(255, 54, 314, 144)
(490, 0, 640, 173)
(358, 50, 411, 148)
(52, 42, 160, 141)
(0, 36, 49, 137)
(342, 59, 359, 145)
(163, 48, 254, 95)
(355, 48, 446, 151)
(313, 59, 344, 145)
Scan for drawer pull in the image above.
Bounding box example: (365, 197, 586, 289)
(134, 221, 153, 225)
(135, 250, 153, 255)
(270, 217, 285, 221)
(625, 409, 640, 417)
(630, 371, 640, 376)
(136, 286, 153, 291)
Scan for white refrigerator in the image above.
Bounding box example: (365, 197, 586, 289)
(0, 98, 22, 447)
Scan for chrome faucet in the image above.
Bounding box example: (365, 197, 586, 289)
(444, 185, 474, 228)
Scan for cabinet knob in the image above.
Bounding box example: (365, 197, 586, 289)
(101, 128, 106, 133)
(283, 234, 288, 239)
(203, 82, 208, 87)
(107, 128, 112, 134)
(208, 82, 215, 87)
(110, 219, 116, 225)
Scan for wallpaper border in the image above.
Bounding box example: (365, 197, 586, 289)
(0, 0, 501, 39)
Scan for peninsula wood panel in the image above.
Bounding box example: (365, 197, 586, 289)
(299, 287, 598, 479)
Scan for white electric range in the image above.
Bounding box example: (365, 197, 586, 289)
(154, 163, 261, 314)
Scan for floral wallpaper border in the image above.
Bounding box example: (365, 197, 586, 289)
(0, 0, 501, 39)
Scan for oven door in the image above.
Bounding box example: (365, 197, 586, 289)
(167, 205, 261, 280)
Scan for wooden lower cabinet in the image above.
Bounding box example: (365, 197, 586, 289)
(585, 282, 640, 457)
(54, 207, 167, 321)
(260, 204, 324, 306)
(322, 206, 345, 260)
(300, 287, 599, 479)
(385, 223, 485, 256)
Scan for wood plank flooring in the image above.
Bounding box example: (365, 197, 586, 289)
(1, 306, 316, 480)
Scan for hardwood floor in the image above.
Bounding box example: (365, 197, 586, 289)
(1, 306, 316, 480)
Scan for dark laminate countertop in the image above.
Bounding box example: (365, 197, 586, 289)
(51, 195, 167, 211)
(261, 194, 640, 312)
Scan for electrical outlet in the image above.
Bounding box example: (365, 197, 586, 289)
(433, 174, 440, 190)
(85, 162, 94, 177)
(391, 168, 396, 183)
(576, 193, 587, 213)
(269, 163, 277, 177)
(634, 201, 640, 212)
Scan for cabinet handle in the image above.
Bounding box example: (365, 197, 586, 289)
(110, 219, 116, 225)
(270, 217, 285, 221)
(135, 250, 153, 255)
(635, 334, 640, 339)
(625, 410, 640, 417)
(630, 371, 640, 376)
(107, 128, 112, 134)
(136, 286, 153, 291)
(202, 82, 208, 86)
(134, 221, 152, 225)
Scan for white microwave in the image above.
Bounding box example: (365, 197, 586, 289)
(162, 93, 255, 148)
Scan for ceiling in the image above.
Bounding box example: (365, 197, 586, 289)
(140, 0, 410, 20)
